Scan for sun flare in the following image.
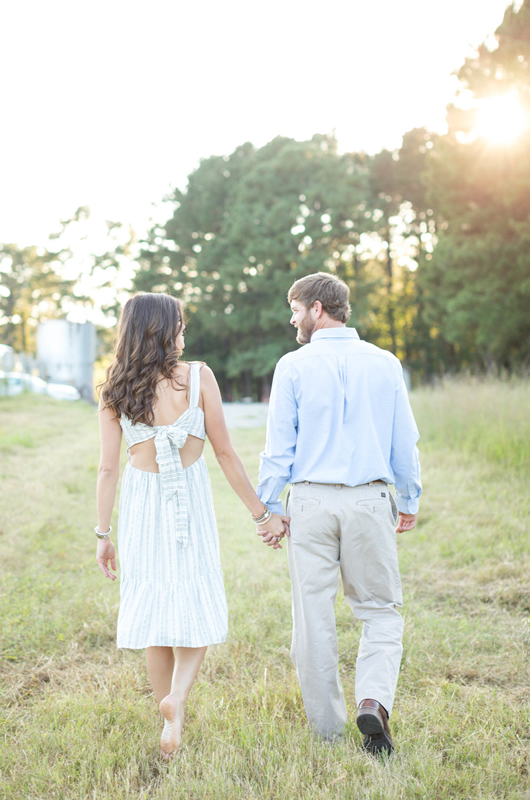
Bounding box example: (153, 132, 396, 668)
(475, 94, 528, 144)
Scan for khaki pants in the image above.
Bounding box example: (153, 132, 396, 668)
(287, 480, 403, 738)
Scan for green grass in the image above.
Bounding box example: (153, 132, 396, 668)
(413, 376, 530, 473)
(0, 381, 529, 799)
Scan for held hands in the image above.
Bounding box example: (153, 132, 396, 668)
(396, 512, 417, 533)
(255, 505, 416, 547)
(96, 538, 117, 580)
(256, 513, 291, 550)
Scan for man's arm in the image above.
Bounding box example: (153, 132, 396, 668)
(257, 359, 298, 514)
(390, 368, 422, 517)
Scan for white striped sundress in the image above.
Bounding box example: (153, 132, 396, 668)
(116, 362, 228, 649)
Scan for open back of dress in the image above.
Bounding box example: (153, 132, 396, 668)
(115, 362, 228, 650)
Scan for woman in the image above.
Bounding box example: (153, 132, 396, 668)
(96, 293, 287, 760)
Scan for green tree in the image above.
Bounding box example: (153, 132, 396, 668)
(420, 0, 530, 370)
(0, 206, 135, 357)
(350, 128, 442, 374)
(137, 134, 379, 397)
(0, 244, 75, 354)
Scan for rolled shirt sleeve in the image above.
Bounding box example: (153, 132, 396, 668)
(390, 373, 422, 514)
(257, 359, 298, 514)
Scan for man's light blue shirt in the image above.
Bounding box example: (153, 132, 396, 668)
(257, 327, 422, 515)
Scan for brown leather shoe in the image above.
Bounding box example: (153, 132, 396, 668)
(356, 699, 394, 755)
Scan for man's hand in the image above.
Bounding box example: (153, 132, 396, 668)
(96, 538, 117, 580)
(257, 514, 290, 549)
(396, 513, 417, 533)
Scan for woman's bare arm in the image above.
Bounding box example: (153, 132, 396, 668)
(201, 366, 288, 541)
(96, 400, 122, 579)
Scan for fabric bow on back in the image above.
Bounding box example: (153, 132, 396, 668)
(154, 427, 190, 545)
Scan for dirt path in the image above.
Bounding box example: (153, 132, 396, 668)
(222, 402, 269, 429)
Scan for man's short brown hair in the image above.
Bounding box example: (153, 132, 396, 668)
(288, 272, 351, 323)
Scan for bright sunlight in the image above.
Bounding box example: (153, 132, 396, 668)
(475, 93, 528, 143)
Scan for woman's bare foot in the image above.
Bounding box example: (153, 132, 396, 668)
(159, 693, 184, 760)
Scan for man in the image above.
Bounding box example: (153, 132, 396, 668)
(256, 272, 421, 755)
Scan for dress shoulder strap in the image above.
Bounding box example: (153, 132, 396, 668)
(189, 362, 201, 408)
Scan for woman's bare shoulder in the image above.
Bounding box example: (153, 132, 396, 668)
(198, 364, 221, 399)
(175, 360, 192, 373)
(198, 363, 216, 381)
(170, 361, 191, 385)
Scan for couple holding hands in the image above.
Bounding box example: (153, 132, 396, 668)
(96, 272, 421, 759)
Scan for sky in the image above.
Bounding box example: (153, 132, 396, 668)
(0, 0, 518, 246)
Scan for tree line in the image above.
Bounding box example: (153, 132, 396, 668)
(1, 1, 529, 394)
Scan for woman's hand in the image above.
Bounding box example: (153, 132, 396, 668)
(256, 513, 290, 549)
(96, 538, 117, 580)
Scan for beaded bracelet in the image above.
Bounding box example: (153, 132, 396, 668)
(252, 508, 272, 524)
(254, 512, 272, 526)
(95, 525, 112, 539)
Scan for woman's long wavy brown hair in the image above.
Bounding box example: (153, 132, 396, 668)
(99, 293, 186, 425)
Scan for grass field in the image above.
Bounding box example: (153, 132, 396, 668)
(1, 378, 529, 799)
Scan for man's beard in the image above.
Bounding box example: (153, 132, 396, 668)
(296, 314, 316, 344)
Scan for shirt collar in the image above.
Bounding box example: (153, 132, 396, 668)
(310, 327, 360, 343)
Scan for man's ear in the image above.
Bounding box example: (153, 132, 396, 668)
(312, 300, 323, 318)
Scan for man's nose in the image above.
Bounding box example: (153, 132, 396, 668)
(290, 315, 296, 325)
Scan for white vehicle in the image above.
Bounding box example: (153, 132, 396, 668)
(0, 371, 81, 401)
